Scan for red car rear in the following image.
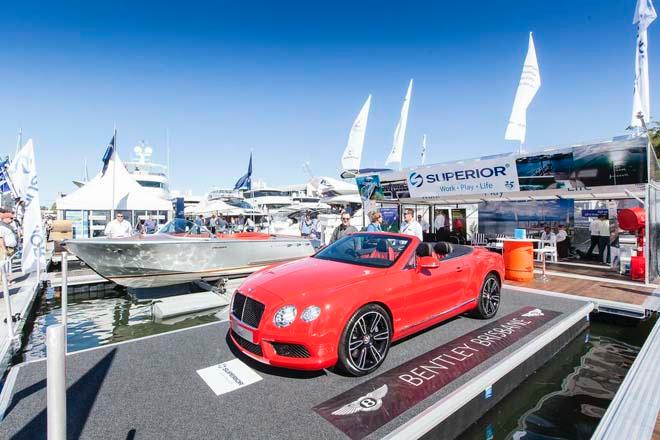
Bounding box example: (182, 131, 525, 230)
(229, 232, 504, 376)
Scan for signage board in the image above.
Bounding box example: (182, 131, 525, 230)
(581, 209, 609, 218)
(314, 307, 561, 439)
(407, 157, 520, 199)
(197, 358, 262, 396)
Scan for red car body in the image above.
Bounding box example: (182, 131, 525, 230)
(229, 232, 504, 371)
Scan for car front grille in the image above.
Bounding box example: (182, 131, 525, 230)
(270, 342, 311, 358)
(231, 329, 263, 357)
(232, 291, 265, 328)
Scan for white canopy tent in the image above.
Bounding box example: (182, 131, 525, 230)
(56, 152, 172, 211)
(56, 152, 172, 237)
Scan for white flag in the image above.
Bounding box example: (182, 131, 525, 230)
(631, 0, 657, 126)
(421, 134, 427, 165)
(341, 95, 371, 171)
(505, 33, 541, 143)
(385, 79, 413, 167)
(8, 140, 45, 273)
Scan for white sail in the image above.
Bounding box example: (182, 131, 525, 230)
(421, 134, 427, 165)
(504, 33, 541, 144)
(385, 79, 413, 167)
(631, 0, 657, 126)
(341, 95, 371, 171)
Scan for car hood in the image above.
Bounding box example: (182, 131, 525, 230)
(241, 257, 384, 303)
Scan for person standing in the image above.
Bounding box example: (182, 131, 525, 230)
(209, 214, 217, 234)
(585, 216, 601, 260)
(400, 208, 423, 240)
(300, 212, 313, 237)
(434, 209, 448, 241)
(104, 212, 133, 238)
(0, 210, 18, 257)
(216, 215, 228, 233)
(417, 215, 430, 234)
(598, 214, 610, 263)
(366, 211, 383, 232)
(135, 219, 146, 234)
(330, 213, 357, 243)
(555, 225, 569, 258)
(194, 214, 204, 228)
(144, 216, 157, 234)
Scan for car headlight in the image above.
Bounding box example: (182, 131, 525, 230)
(301, 305, 321, 323)
(273, 305, 297, 328)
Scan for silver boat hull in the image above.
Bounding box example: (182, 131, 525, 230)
(63, 235, 315, 288)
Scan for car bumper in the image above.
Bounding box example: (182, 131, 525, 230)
(229, 318, 337, 371)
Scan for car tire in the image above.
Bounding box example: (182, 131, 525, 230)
(336, 304, 391, 377)
(471, 273, 501, 319)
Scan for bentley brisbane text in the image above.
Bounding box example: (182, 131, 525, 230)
(229, 232, 504, 376)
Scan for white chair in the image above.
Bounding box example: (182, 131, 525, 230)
(534, 239, 558, 263)
(471, 233, 487, 247)
(537, 247, 553, 282)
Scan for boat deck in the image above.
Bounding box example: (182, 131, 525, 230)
(505, 261, 659, 318)
(0, 290, 589, 440)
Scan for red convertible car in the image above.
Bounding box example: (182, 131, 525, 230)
(229, 232, 504, 376)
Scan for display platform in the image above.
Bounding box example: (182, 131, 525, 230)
(0, 289, 591, 440)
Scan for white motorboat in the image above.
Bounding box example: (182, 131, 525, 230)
(63, 219, 315, 288)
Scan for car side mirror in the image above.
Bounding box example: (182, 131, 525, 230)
(417, 256, 439, 269)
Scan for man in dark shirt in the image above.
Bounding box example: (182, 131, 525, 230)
(330, 213, 358, 243)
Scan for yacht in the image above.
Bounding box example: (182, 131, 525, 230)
(242, 188, 293, 212)
(123, 141, 171, 200)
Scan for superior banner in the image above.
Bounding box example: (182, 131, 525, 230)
(407, 156, 520, 198)
(314, 306, 561, 439)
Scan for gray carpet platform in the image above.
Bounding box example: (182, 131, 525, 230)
(0, 289, 588, 440)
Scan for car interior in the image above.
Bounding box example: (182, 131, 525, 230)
(416, 241, 472, 262)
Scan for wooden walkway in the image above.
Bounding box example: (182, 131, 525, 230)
(504, 261, 659, 316)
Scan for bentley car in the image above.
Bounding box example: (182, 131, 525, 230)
(229, 232, 504, 376)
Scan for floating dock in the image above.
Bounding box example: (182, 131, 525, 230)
(0, 290, 591, 439)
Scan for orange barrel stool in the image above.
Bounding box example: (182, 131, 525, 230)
(503, 240, 534, 282)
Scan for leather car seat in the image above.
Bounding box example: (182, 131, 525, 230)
(416, 242, 432, 257)
(433, 242, 453, 260)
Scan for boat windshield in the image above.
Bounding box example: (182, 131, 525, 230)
(314, 233, 410, 268)
(157, 219, 211, 235)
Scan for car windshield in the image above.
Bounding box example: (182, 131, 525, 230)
(315, 233, 410, 268)
(157, 219, 210, 235)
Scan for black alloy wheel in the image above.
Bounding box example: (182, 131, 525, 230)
(336, 304, 391, 376)
(472, 273, 501, 319)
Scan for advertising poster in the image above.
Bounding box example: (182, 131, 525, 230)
(379, 207, 400, 232)
(571, 139, 647, 187)
(380, 180, 410, 199)
(407, 157, 520, 199)
(477, 199, 574, 236)
(516, 151, 574, 191)
(356, 175, 384, 201)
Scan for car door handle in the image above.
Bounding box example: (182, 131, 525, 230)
(455, 266, 463, 272)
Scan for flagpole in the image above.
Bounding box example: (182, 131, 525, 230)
(112, 129, 117, 217)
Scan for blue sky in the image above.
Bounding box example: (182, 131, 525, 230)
(0, 0, 656, 204)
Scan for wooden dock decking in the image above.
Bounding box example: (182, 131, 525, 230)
(504, 261, 660, 316)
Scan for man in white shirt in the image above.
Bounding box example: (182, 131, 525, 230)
(104, 212, 133, 238)
(597, 214, 610, 263)
(585, 216, 601, 260)
(0, 210, 18, 256)
(400, 208, 423, 240)
(555, 224, 569, 258)
(540, 226, 556, 242)
(434, 210, 448, 241)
